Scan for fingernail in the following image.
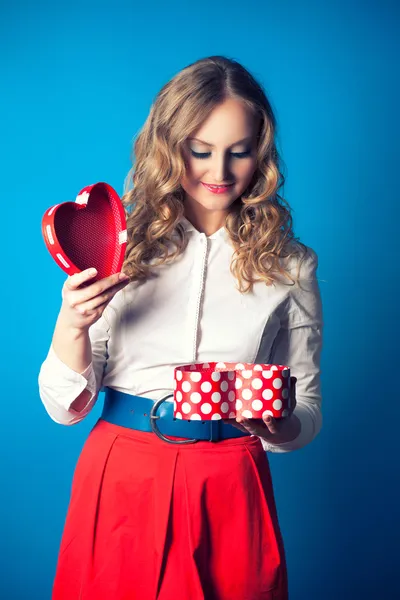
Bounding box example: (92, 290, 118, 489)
(88, 268, 97, 276)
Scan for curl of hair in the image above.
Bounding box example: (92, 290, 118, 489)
(121, 55, 309, 292)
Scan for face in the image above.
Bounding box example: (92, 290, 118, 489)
(180, 98, 259, 224)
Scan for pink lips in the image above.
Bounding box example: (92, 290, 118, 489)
(201, 182, 235, 194)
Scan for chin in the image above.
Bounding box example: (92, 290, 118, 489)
(199, 197, 238, 211)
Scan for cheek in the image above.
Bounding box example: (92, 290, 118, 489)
(236, 159, 257, 185)
(187, 159, 204, 180)
(182, 159, 204, 187)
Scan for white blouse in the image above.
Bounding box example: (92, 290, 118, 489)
(38, 217, 324, 453)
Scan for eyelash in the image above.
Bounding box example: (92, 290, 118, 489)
(190, 150, 251, 160)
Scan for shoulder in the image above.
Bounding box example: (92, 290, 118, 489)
(280, 241, 319, 281)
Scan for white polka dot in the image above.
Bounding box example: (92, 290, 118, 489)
(262, 389, 273, 400)
(175, 412, 182, 419)
(228, 390, 235, 402)
(211, 372, 221, 382)
(251, 378, 263, 389)
(262, 370, 273, 379)
(252, 400, 263, 411)
(228, 371, 235, 380)
(282, 409, 289, 417)
(235, 378, 242, 389)
(190, 392, 202, 404)
(182, 381, 191, 392)
(201, 403, 212, 415)
(282, 388, 289, 399)
(176, 391, 182, 402)
(242, 410, 253, 418)
(182, 402, 191, 414)
(254, 365, 263, 371)
(235, 399, 243, 410)
(221, 402, 229, 413)
(282, 368, 290, 378)
(273, 399, 282, 410)
(190, 372, 202, 382)
(262, 410, 274, 417)
(242, 370, 252, 379)
(176, 370, 183, 380)
(235, 363, 245, 370)
(190, 413, 201, 420)
(201, 381, 212, 393)
(220, 380, 228, 392)
(211, 413, 222, 420)
(273, 378, 283, 389)
(228, 412, 236, 418)
(271, 366, 278, 371)
(216, 362, 226, 369)
(203, 362, 210, 368)
(212, 392, 221, 403)
(242, 389, 253, 400)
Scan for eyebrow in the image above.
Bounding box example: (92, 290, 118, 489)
(187, 136, 253, 148)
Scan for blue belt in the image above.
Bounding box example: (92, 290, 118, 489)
(101, 387, 250, 444)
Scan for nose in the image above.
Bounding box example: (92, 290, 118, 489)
(210, 152, 233, 183)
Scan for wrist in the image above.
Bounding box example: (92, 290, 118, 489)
(52, 311, 92, 374)
(57, 310, 90, 340)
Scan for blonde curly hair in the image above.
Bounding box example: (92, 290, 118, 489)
(121, 55, 309, 293)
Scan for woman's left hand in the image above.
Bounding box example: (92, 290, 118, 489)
(222, 376, 301, 444)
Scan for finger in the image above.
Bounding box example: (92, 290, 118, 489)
(262, 414, 280, 434)
(87, 297, 110, 314)
(289, 377, 297, 413)
(76, 278, 130, 314)
(70, 271, 130, 307)
(64, 268, 98, 293)
(221, 419, 249, 433)
(236, 417, 264, 436)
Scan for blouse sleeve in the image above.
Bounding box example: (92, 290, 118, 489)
(38, 305, 115, 426)
(260, 248, 324, 453)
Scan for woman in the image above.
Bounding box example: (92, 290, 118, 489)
(39, 55, 323, 600)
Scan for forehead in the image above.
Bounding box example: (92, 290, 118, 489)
(190, 98, 258, 145)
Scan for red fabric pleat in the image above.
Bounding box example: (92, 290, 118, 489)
(52, 419, 288, 600)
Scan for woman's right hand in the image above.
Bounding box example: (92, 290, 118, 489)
(59, 268, 131, 332)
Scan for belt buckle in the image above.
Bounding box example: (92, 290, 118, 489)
(150, 393, 199, 445)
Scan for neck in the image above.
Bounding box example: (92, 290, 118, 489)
(183, 198, 227, 237)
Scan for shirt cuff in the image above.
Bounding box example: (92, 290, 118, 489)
(39, 344, 98, 416)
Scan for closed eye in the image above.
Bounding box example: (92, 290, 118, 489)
(190, 150, 252, 160)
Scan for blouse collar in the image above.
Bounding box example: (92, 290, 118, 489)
(178, 216, 228, 241)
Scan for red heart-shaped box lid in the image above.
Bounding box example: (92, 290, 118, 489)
(42, 182, 127, 281)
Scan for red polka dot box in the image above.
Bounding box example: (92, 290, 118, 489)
(41, 182, 127, 282)
(173, 362, 291, 421)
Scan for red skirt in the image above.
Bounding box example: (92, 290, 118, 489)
(53, 419, 288, 600)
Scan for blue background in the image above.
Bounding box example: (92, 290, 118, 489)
(1, 0, 398, 598)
